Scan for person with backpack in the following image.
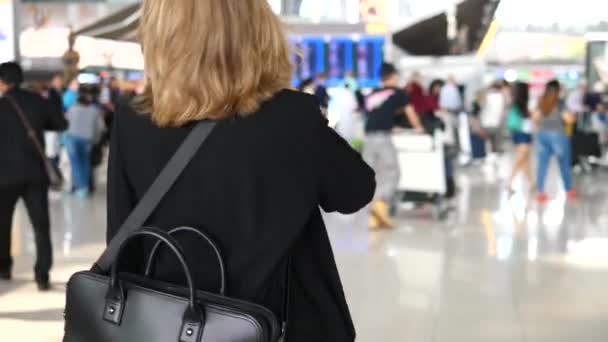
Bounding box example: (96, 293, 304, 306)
(533, 80, 577, 202)
(507, 82, 534, 194)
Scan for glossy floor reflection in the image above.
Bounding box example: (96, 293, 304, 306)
(2, 160, 608, 341)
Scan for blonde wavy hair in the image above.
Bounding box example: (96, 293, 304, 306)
(137, 0, 293, 127)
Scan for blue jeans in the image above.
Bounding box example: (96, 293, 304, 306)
(64, 135, 92, 192)
(536, 130, 572, 193)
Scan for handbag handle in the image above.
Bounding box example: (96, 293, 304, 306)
(105, 227, 205, 342)
(144, 226, 227, 296)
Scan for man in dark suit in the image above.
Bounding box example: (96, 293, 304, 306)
(0, 62, 68, 290)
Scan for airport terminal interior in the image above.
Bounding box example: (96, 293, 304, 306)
(3, 163, 608, 341)
(2, 0, 608, 341)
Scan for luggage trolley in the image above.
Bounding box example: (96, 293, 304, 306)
(392, 130, 449, 220)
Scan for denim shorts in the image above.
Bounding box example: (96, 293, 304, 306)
(512, 132, 533, 145)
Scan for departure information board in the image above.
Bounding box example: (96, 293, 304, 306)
(292, 35, 384, 88)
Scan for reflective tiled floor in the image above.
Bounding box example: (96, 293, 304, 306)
(2, 158, 608, 341)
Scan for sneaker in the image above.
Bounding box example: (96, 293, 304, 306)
(536, 193, 549, 203)
(567, 189, 578, 200)
(74, 188, 90, 199)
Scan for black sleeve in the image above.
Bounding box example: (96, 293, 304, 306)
(106, 106, 136, 243)
(312, 100, 376, 213)
(397, 90, 409, 108)
(41, 94, 68, 131)
(315, 86, 330, 108)
(48, 89, 63, 113)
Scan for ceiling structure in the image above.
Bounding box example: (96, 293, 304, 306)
(73, 0, 500, 56)
(392, 0, 501, 55)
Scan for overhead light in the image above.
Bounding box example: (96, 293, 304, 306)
(504, 69, 518, 82)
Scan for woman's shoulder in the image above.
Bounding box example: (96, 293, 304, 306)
(113, 99, 160, 139)
(262, 89, 322, 121)
(115, 89, 323, 134)
(267, 88, 318, 109)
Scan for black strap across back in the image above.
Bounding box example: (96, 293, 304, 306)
(94, 121, 217, 272)
(92, 120, 290, 335)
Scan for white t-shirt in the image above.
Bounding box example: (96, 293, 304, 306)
(45, 132, 61, 157)
(481, 90, 506, 129)
(439, 84, 463, 112)
(333, 88, 360, 142)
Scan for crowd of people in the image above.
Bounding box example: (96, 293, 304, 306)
(0, 1, 607, 340)
(321, 63, 608, 230)
(3, 53, 607, 290)
(34, 73, 131, 197)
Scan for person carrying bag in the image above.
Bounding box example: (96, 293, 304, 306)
(64, 121, 291, 342)
(0, 62, 67, 290)
(5, 95, 64, 190)
(63, 1, 375, 341)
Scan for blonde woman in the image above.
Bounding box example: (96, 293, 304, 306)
(106, 1, 375, 341)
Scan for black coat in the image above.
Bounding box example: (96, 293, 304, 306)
(107, 89, 375, 341)
(0, 88, 67, 187)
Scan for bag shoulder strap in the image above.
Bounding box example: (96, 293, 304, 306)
(94, 120, 217, 272)
(5, 94, 47, 160)
(280, 257, 291, 341)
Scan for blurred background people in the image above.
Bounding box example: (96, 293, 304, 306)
(45, 73, 65, 172)
(314, 72, 330, 115)
(334, 78, 362, 148)
(567, 81, 587, 114)
(428, 79, 445, 112)
(469, 89, 488, 162)
(363, 62, 423, 230)
(62, 79, 79, 112)
(534, 80, 577, 202)
(439, 75, 463, 115)
(507, 82, 534, 194)
(297, 77, 315, 95)
(48, 73, 65, 112)
(406, 71, 435, 118)
(88, 85, 108, 193)
(99, 76, 121, 138)
(0, 62, 67, 290)
(64, 86, 104, 198)
(585, 81, 605, 113)
(480, 81, 508, 155)
(344, 71, 365, 112)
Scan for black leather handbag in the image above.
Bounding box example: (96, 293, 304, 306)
(63, 121, 289, 342)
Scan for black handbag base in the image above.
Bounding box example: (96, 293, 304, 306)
(64, 271, 280, 342)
